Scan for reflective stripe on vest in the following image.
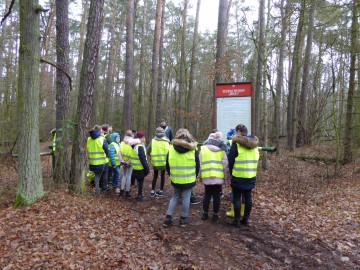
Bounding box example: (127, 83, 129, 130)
(130, 145, 146, 170)
(168, 145, 196, 184)
(151, 139, 170, 167)
(109, 142, 120, 166)
(232, 143, 259, 178)
(120, 141, 132, 161)
(87, 136, 108, 165)
(52, 133, 56, 152)
(200, 146, 224, 178)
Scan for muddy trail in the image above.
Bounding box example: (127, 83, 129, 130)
(0, 143, 359, 269)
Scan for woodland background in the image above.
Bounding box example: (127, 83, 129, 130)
(0, 0, 359, 268)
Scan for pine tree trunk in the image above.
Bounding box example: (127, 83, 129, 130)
(148, 0, 163, 134)
(343, 1, 358, 164)
(187, 0, 201, 131)
(254, 0, 265, 137)
(15, 0, 44, 206)
(70, 0, 105, 193)
(155, 0, 166, 127)
(287, 0, 305, 151)
(297, 1, 315, 147)
(54, 0, 71, 184)
(123, 0, 135, 132)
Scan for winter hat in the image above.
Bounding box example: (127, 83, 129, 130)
(226, 128, 236, 140)
(136, 131, 145, 139)
(155, 127, 165, 138)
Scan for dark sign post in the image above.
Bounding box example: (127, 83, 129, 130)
(215, 82, 254, 141)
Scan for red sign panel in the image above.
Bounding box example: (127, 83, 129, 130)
(216, 83, 252, 97)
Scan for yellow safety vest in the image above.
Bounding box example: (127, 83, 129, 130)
(232, 143, 259, 178)
(120, 141, 132, 161)
(52, 133, 56, 153)
(168, 146, 196, 184)
(109, 142, 120, 167)
(86, 136, 108, 166)
(200, 146, 224, 179)
(151, 139, 170, 167)
(130, 145, 146, 170)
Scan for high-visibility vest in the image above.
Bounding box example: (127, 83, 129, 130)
(109, 142, 120, 167)
(130, 144, 146, 170)
(86, 136, 108, 165)
(200, 146, 224, 179)
(168, 145, 196, 184)
(120, 141, 132, 161)
(52, 133, 56, 153)
(232, 143, 259, 178)
(227, 139, 232, 146)
(151, 139, 170, 167)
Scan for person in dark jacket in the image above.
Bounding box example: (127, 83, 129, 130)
(86, 125, 109, 193)
(160, 119, 174, 142)
(228, 124, 259, 227)
(129, 131, 150, 202)
(163, 129, 200, 228)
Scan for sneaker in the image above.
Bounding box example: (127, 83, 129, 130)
(201, 212, 209, 221)
(115, 188, 120, 194)
(155, 190, 163, 197)
(212, 213, 219, 222)
(150, 191, 156, 197)
(124, 191, 132, 198)
(119, 190, 124, 197)
(190, 197, 202, 205)
(163, 218, 173, 227)
(179, 218, 188, 227)
(136, 196, 144, 202)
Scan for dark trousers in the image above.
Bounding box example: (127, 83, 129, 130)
(151, 169, 165, 190)
(132, 170, 144, 196)
(232, 188, 252, 219)
(202, 184, 222, 214)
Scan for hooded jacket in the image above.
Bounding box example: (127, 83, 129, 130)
(200, 143, 230, 185)
(109, 132, 122, 167)
(87, 130, 109, 173)
(228, 134, 259, 190)
(166, 139, 200, 189)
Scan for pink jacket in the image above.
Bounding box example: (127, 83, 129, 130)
(199, 144, 230, 185)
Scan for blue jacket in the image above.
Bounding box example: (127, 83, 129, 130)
(109, 133, 121, 167)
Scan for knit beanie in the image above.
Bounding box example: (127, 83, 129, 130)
(155, 127, 165, 138)
(136, 131, 145, 139)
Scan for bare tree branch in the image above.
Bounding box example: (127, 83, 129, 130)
(40, 58, 73, 91)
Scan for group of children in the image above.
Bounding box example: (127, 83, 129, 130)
(86, 122, 260, 228)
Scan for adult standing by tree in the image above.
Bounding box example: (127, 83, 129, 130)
(160, 119, 174, 142)
(15, 0, 45, 206)
(227, 124, 259, 227)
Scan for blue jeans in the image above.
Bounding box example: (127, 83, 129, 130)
(166, 186, 192, 219)
(112, 166, 121, 188)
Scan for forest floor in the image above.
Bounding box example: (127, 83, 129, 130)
(0, 142, 359, 269)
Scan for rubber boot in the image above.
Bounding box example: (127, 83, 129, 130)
(241, 203, 252, 226)
(240, 203, 245, 218)
(226, 204, 234, 217)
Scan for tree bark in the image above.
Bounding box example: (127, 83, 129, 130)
(70, 0, 105, 192)
(148, 0, 163, 135)
(15, 0, 44, 206)
(54, 0, 71, 184)
(123, 0, 135, 132)
(297, 0, 315, 147)
(343, 1, 358, 164)
(187, 0, 201, 131)
(287, 0, 305, 151)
